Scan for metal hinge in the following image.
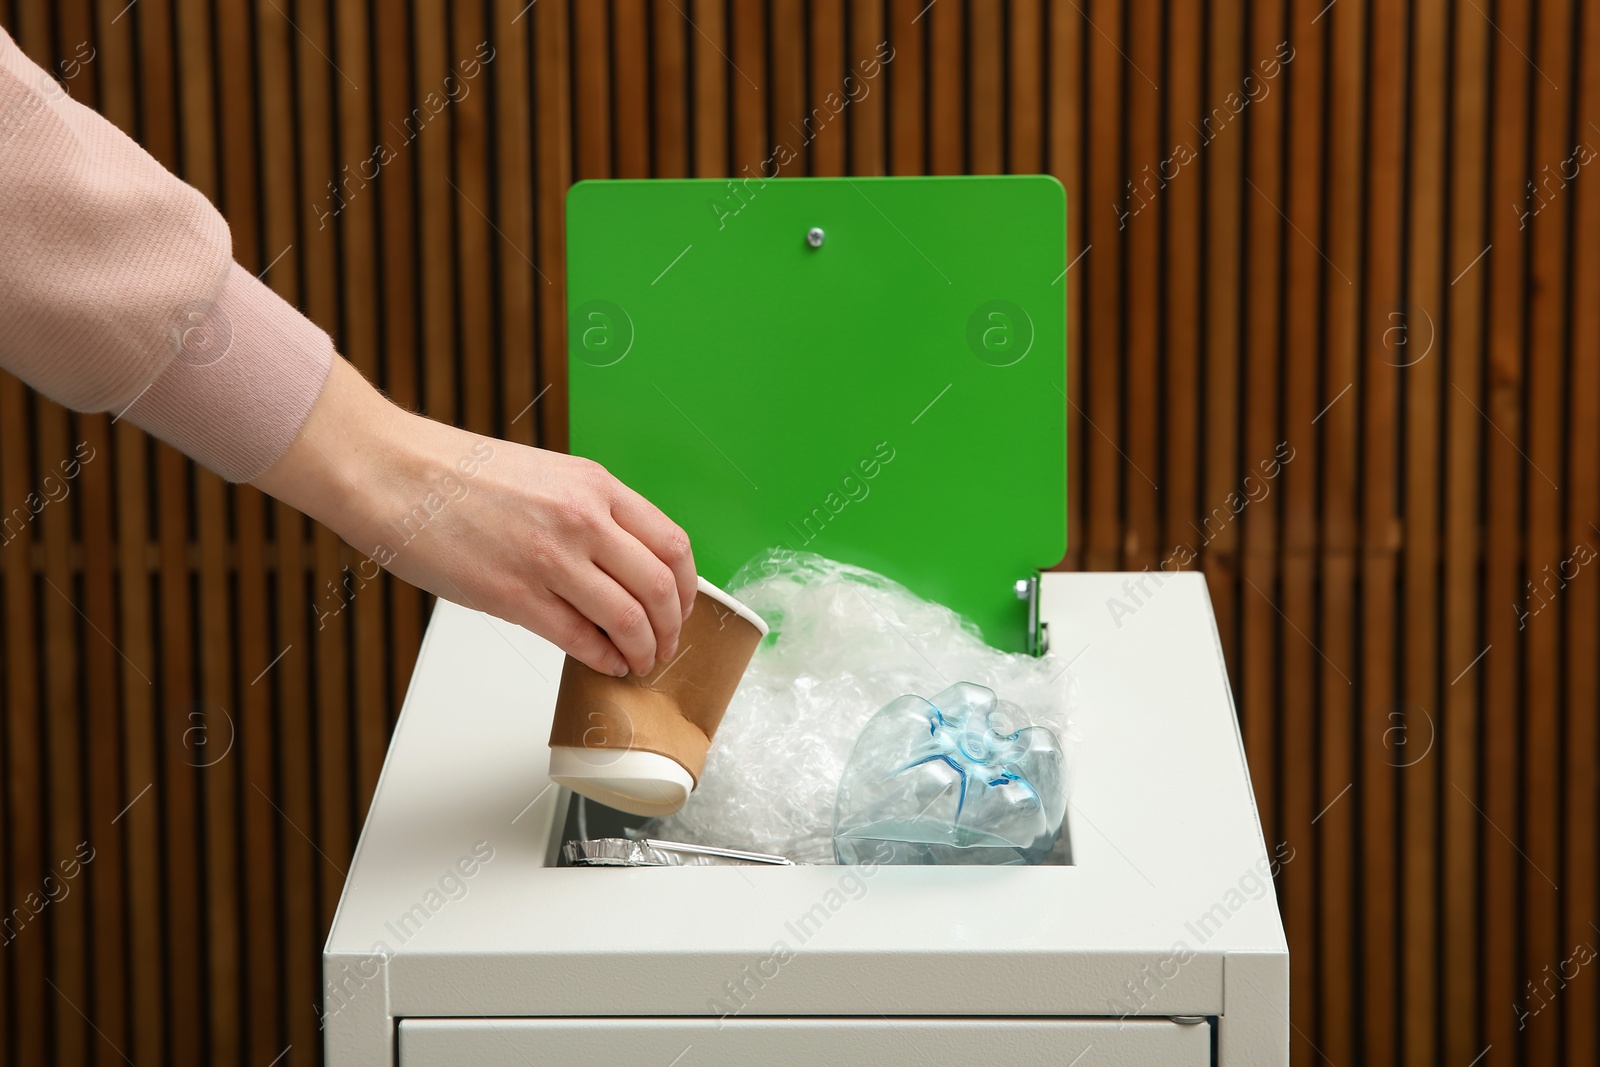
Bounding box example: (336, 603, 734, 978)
(1013, 574, 1049, 657)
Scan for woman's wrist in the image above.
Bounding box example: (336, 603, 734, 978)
(343, 401, 499, 564)
(251, 356, 423, 554)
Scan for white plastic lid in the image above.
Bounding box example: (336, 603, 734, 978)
(548, 746, 696, 817)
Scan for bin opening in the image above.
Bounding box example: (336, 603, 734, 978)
(556, 792, 1074, 867)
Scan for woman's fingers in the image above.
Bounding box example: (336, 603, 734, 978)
(553, 564, 661, 675)
(521, 592, 629, 677)
(593, 527, 687, 664)
(609, 483, 698, 622)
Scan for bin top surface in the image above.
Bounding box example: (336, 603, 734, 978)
(327, 572, 1286, 1020)
(565, 176, 1067, 653)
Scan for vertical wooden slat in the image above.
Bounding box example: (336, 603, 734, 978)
(37, 400, 88, 1067)
(1281, 8, 1327, 1062)
(1008, 0, 1043, 176)
(535, 0, 572, 450)
(847, 1, 885, 177)
(232, 476, 278, 1065)
(689, 0, 727, 178)
(104, 243, 166, 1067)
(1201, 0, 1243, 677)
(1161, 0, 1201, 579)
(1083, 0, 1123, 573)
(651, 0, 688, 178)
(1240, 0, 1286, 864)
(269, 459, 318, 1049)
(968, 0, 1001, 174)
(769, 0, 804, 174)
(572, 0, 611, 180)
(613, 0, 652, 179)
(576, 0, 611, 181)
(445, 0, 492, 447)
(1361, 0, 1407, 1059)
(39, 413, 88, 1067)
(1562, 10, 1600, 1066)
(1441, 0, 1489, 1060)
(730, 0, 766, 171)
(372, 5, 426, 714)
(416, 0, 458, 428)
(807, 0, 845, 177)
(1122, 0, 1159, 577)
(1481, 1, 1534, 1062)
(887, 0, 925, 177)
(1, 258, 46, 1067)
(1280, 10, 1331, 1067)
(1320, 1, 1366, 1063)
(1402, 0, 1447, 1063)
(373, 0, 421, 417)
(0, 458, 9, 1061)
(927, 0, 962, 175)
(1049, 0, 1083, 572)
(1520, 3, 1575, 1064)
(496, 0, 539, 447)
(0, 487, 18, 1067)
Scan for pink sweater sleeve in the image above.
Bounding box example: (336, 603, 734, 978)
(0, 28, 332, 482)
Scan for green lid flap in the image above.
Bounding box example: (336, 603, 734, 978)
(566, 175, 1066, 652)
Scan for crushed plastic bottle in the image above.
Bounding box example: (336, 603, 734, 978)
(833, 681, 1067, 865)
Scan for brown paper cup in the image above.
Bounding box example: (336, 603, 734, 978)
(547, 576, 768, 816)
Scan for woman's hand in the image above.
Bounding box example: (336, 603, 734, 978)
(252, 358, 696, 677)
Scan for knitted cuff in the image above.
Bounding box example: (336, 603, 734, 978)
(124, 261, 334, 482)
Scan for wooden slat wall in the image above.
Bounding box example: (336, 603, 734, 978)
(0, 2, 1595, 1065)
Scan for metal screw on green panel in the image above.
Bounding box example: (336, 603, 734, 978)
(806, 227, 825, 248)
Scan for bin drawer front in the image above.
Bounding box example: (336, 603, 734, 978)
(399, 1016, 1210, 1066)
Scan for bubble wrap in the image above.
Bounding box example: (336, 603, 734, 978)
(642, 549, 1078, 864)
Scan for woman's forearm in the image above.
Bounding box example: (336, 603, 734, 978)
(0, 26, 333, 482)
